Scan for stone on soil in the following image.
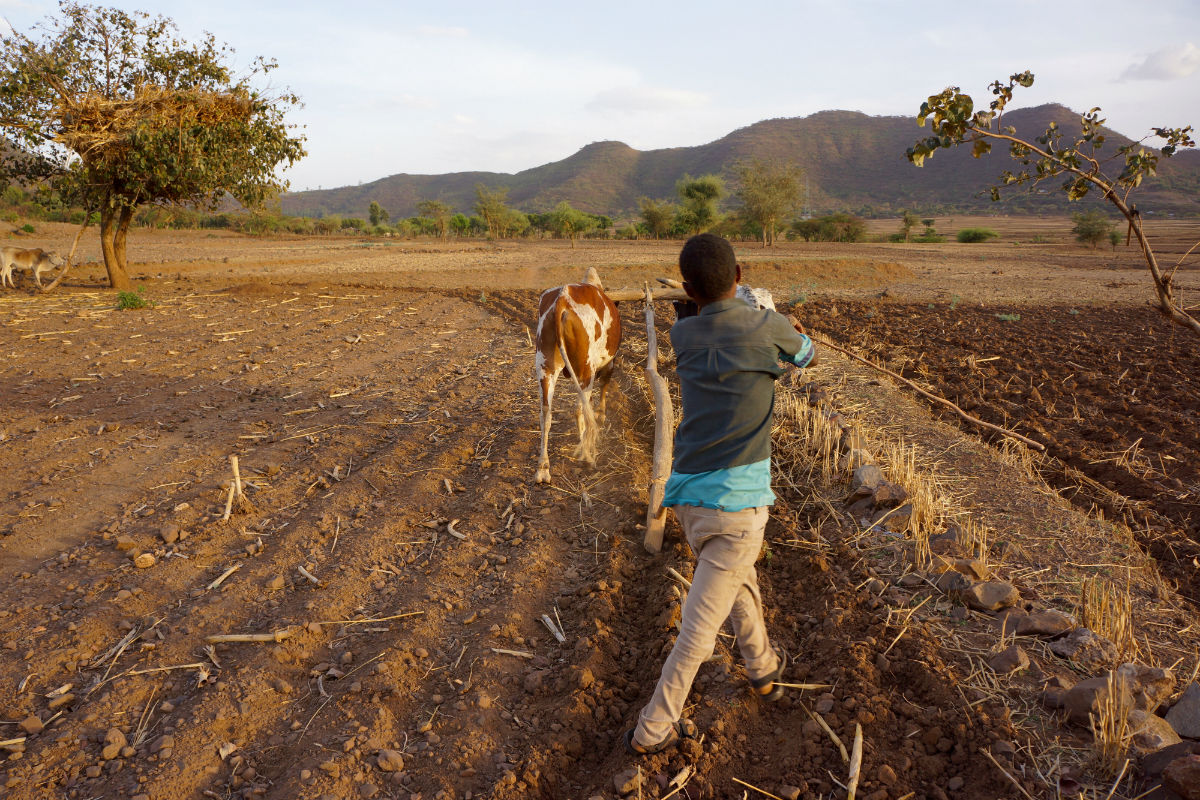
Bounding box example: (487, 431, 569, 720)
(17, 716, 43, 735)
(1128, 709, 1182, 753)
(1115, 663, 1175, 712)
(376, 749, 404, 772)
(1048, 628, 1118, 671)
(851, 464, 884, 493)
(1015, 609, 1075, 637)
(101, 728, 127, 760)
(613, 767, 642, 796)
(964, 581, 1019, 611)
(1165, 681, 1200, 738)
(1163, 755, 1200, 800)
(987, 644, 1030, 675)
(133, 552, 155, 569)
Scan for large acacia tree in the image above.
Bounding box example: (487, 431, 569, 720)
(0, 2, 305, 290)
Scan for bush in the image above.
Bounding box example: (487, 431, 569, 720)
(20, 222, 35, 233)
(1071, 210, 1115, 248)
(116, 286, 152, 310)
(957, 228, 998, 243)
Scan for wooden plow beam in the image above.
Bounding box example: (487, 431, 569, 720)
(640, 283, 675, 553)
(605, 286, 688, 303)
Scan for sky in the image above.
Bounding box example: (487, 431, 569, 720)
(2, 0, 1198, 192)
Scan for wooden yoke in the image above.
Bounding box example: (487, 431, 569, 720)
(605, 286, 688, 303)
(642, 283, 675, 554)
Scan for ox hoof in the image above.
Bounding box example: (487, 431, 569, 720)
(534, 467, 552, 485)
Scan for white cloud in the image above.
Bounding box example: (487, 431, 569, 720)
(416, 25, 469, 38)
(1121, 42, 1200, 80)
(587, 85, 709, 113)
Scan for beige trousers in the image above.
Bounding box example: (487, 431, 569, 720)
(633, 504, 778, 746)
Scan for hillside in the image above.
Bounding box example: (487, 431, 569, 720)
(281, 104, 1200, 220)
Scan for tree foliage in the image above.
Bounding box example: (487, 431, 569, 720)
(473, 184, 513, 238)
(897, 210, 920, 242)
(546, 201, 595, 248)
(638, 197, 675, 239)
(907, 70, 1198, 335)
(368, 200, 389, 227)
(675, 174, 724, 234)
(0, 2, 305, 290)
(790, 213, 866, 243)
(1071, 210, 1115, 249)
(416, 199, 452, 240)
(733, 158, 805, 247)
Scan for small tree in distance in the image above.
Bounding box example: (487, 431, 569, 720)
(1071, 210, 1115, 249)
(473, 184, 511, 239)
(638, 197, 675, 239)
(676, 174, 724, 234)
(907, 70, 1198, 336)
(368, 201, 389, 227)
(547, 201, 595, 248)
(417, 199, 452, 241)
(733, 158, 805, 247)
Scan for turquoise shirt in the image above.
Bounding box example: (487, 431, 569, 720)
(662, 458, 774, 511)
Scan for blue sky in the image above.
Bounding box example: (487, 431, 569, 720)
(3, 0, 1198, 191)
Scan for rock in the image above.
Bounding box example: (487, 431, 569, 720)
(877, 764, 897, 785)
(523, 670, 546, 693)
(265, 575, 285, 590)
(1116, 663, 1176, 713)
(932, 556, 988, 581)
(1064, 676, 1127, 724)
(871, 482, 908, 508)
(947, 776, 965, 791)
(875, 504, 913, 533)
(1166, 681, 1200, 738)
(851, 464, 885, 494)
(114, 536, 137, 552)
(613, 768, 642, 796)
(779, 785, 803, 800)
(18, 716, 43, 735)
(101, 728, 127, 760)
(1141, 741, 1200, 782)
(1016, 609, 1075, 638)
(1128, 709, 1182, 753)
(152, 734, 173, 753)
(964, 581, 1019, 612)
(358, 782, 379, 798)
(935, 570, 971, 594)
(133, 553, 156, 569)
(1049, 628, 1118, 671)
(1040, 687, 1068, 710)
(376, 749, 404, 772)
(47, 693, 75, 710)
(1163, 755, 1200, 800)
(988, 645, 1030, 675)
(159, 524, 180, 544)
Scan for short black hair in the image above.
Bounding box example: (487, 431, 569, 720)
(679, 233, 736, 301)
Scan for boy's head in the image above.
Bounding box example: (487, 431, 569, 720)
(679, 233, 738, 301)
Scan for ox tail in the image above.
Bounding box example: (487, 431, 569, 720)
(555, 301, 599, 465)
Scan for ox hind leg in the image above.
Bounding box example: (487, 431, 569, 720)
(572, 384, 599, 467)
(594, 358, 617, 424)
(535, 371, 557, 484)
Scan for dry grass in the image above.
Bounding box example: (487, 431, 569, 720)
(1088, 671, 1132, 780)
(1078, 576, 1137, 663)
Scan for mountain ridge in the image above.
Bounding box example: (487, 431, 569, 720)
(281, 104, 1200, 220)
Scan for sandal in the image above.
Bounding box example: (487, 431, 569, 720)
(749, 647, 788, 702)
(623, 718, 698, 756)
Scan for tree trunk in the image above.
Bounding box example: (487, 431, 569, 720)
(99, 206, 132, 291)
(39, 214, 92, 293)
(1108, 194, 1200, 336)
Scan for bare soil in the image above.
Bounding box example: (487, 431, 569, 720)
(1, 218, 1198, 800)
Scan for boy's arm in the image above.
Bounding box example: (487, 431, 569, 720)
(782, 314, 819, 368)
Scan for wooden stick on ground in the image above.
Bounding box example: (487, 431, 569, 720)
(230, 455, 243, 498)
(643, 283, 675, 554)
(206, 629, 295, 644)
(731, 777, 784, 800)
(221, 481, 236, 520)
(207, 564, 240, 590)
(847, 722, 864, 800)
(817, 337, 1045, 451)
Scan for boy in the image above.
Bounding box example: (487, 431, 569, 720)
(626, 233, 818, 755)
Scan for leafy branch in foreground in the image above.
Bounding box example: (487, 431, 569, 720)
(907, 70, 1198, 336)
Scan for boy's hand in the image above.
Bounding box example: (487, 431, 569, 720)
(787, 314, 807, 335)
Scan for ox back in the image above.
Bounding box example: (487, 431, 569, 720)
(533, 270, 622, 484)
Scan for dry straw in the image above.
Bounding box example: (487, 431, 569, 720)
(1078, 575, 1137, 662)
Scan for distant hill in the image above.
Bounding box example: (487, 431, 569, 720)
(281, 104, 1200, 220)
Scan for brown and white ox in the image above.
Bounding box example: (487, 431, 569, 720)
(534, 267, 621, 484)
